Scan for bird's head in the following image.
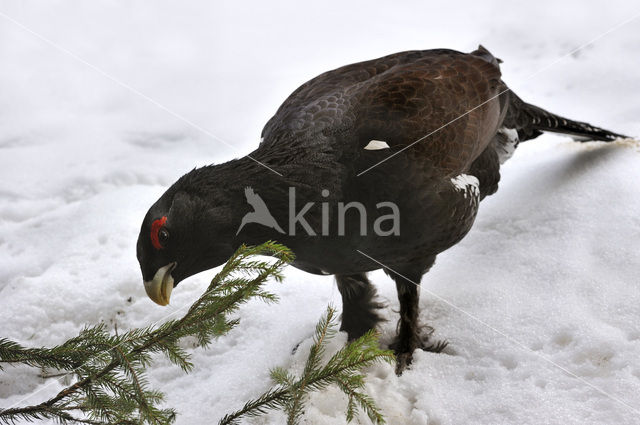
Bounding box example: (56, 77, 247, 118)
(136, 178, 238, 306)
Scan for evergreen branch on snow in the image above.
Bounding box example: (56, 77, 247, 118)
(0, 242, 292, 425)
(219, 305, 395, 425)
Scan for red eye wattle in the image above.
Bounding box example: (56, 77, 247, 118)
(150, 216, 168, 250)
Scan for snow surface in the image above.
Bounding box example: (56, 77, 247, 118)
(1, 1, 640, 424)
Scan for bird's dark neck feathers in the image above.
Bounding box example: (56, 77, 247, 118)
(176, 156, 298, 200)
(171, 156, 301, 247)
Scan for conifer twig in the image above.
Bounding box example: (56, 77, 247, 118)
(0, 242, 293, 425)
(219, 305, 395, 425)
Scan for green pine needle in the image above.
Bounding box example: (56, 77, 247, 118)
(219, 305, 394, 425)
(0, 242, 293, 425)
(1, 243, 393, 425)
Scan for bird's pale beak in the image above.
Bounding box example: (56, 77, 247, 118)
(144, 262, 177, 306)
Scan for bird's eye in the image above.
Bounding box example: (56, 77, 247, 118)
(158, 228, 170, 244)
(150, 216, 168, 250)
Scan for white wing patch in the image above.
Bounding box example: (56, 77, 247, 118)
(364, 140, 390, 150)
(496, 127, 520, 164)
(451, 174, 480, 199)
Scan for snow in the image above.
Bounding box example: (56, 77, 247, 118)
(1, 1, 640, 424)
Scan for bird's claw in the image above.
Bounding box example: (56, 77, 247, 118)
(391, 337, 449, 375)
(423, 339, 448, 353)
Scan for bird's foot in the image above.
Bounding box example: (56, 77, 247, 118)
(340, 302, 386, 342)
(390, 333, 448, 375)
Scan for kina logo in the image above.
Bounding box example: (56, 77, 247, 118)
(236, 187, 285, 235)
(236, 186, 400, 237)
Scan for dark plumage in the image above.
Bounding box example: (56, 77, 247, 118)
(136, 46, 627, 373)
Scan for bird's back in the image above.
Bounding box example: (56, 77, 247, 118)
(259, 48, 507, 179)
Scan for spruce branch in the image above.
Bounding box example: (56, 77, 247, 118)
(219, 305, 395, 425)
(0, 242, 293, 425)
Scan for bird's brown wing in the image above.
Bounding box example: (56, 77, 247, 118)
(351, 49, 505, 176)
(261, 50, 427, 136)
(260, 48, 505, 178)
(260, 50, 432, 145)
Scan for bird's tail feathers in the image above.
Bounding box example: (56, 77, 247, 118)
(507, 93, 629, 142)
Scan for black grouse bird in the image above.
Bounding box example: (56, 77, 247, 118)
(136, 46, 627, 373)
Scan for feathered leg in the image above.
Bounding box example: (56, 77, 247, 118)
(386, 259, 447, 374)
(336, 273, 385, 341)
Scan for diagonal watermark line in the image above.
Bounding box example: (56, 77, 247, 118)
(522, 10, 640, 82)
(0, 8, 282, 412)
(2, 300, 190, 410)
(0, 9, 283, 177)
(357, 10, 640, 177)
(357, 88, 510, 176)
(356, 249, 640, 416)
(1, 3, 638, 417)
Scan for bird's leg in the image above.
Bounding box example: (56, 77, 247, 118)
(390, 274, 422, 373)
(388, 262, 447, 374)
(336, 273, 385, 341)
